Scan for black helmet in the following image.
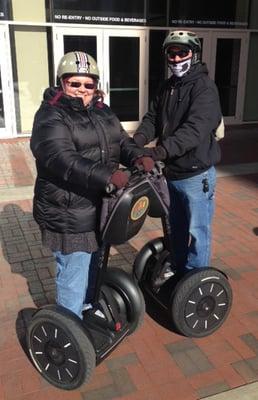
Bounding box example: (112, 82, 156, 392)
(163, 30, 201, 64)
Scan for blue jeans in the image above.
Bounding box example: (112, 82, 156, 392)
(167, 166, 216, 270)
(53, 251, 99, 319)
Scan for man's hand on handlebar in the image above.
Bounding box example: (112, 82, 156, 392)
(134, 156, 155, 172)
(144, 146, 167, 161)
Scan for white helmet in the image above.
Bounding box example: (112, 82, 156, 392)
(57, 51, 99, 80)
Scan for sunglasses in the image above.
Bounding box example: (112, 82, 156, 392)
(167, 49, 190, 59)
(66, 81, 96, 89)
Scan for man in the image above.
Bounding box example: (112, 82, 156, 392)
(133, 30, 222, 278)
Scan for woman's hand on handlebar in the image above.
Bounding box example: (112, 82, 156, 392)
(109, 169, 129, 189)
(106, 160, 164, 194)
(134, 156, 155, 172)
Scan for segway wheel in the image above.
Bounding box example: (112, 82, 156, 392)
(170, 268, 232, 338)
(104, 267, 145, 335)
(26, 308, 96, 390)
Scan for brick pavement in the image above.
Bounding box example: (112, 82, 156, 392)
(0, 127, 258, 400)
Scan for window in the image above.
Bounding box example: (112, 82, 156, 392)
(169, 0, 249, 28)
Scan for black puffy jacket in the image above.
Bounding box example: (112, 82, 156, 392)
(135, 63, 222, 180)
(30, 88, 142, 234)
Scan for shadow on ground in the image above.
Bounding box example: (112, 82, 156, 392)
(0, 203, 56, 308)
(1, 202, 242, 347)
(0, 204, 179, 354)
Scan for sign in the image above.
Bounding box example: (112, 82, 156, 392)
(0, 0, 10, 20)
(169, 0, 249, 28)
(51, 0, 146, 25)
(49, 0, 250, 28)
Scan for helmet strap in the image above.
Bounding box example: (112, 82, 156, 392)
(60, 77, 66, 90)
(191, 52, 201, 65)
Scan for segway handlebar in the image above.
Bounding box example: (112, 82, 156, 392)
(105, 168, 133, 194)
(105, 161, 165, 194)
(105, 183, 117, 194)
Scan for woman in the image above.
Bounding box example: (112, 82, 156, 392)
(30, 51, 153, 319)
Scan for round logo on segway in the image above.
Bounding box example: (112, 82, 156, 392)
(131, 196, 149, 221)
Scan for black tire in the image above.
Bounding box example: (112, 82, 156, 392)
(133, 237, 165, 282)
(104, 268, 145, 335)
(170, 268, 233, 338)
(26, 308, 96, 390)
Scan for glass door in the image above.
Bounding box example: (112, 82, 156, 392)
(103, 29, 146, 131)
(211, 32, 248, 124)
(0, 25, 16, 138)
(53, 27, 147, 131)
(53, 27, 103, 83)
(196, 30, 249, 124)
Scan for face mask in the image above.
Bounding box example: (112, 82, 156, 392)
(169, 59, 191, 78)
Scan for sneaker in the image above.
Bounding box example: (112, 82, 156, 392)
(82, 303, 93, 312)
(83, 304, 106, 320)
(93, 309, 106, 319)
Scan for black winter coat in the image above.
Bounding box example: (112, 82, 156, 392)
(136, 63, 222, 180)
(30, 88, 142, 234)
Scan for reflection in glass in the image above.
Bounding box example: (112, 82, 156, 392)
(147, 0, 167, 26)
(215, 39, 241, 116)
(149, 30, 167, 106)
(52, 0, 145, 23)
(53, 0, 144, 15)
(0, 69, 5, 128)
(109, 37, 139, 121)
(64, 35, 97, 60)
(169, 0, 249, 28)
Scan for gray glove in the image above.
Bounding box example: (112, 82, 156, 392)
(145, 146, 167, 161)
(133, 133, 147, 147)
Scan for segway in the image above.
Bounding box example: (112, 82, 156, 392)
(133, 164, 233, 338)
(26, 168, 152, 390)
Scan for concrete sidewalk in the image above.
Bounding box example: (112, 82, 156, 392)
(0, 125, 258, 400)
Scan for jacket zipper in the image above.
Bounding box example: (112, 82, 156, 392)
(87, 110, 109, 164)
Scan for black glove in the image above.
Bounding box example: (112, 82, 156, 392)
(133, 133, 147, 147)
(134, 156, 155, 172)
(146, 146, 167, 161)
(109, 170, 129, 189)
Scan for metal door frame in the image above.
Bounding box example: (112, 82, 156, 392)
(0, 24, 16, 138)
(195, 29, 249, 124)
